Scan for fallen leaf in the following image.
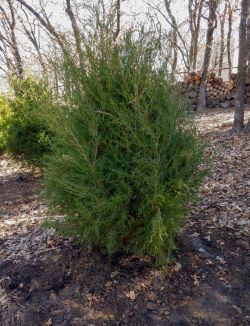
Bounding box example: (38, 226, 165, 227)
(45, 319, 52, 326)
(126, 290, 136, 300)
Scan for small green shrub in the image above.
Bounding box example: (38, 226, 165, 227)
(6, 77, 53, 166)
(44, 33, 206, 265)
(0, 95, 12, 153)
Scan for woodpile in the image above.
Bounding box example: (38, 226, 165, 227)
(206, 72, 232, 109)
(180, 72, 201, 110)
(180, 71, 250, 110)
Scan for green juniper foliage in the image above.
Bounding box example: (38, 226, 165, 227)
(0, 95, 12, 153)
(44, 33, 206, 265)
(6, 77, 53, 166)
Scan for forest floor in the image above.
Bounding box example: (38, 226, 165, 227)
(0, 107, 250, 326)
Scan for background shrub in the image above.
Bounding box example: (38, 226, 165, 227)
(6, 77, 53, 166)
(44, 33, 206, 265)
(0, 95, 12, 153)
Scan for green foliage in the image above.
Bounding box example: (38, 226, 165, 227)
(6, 77, 53, 166)
(44, 33, 206, 265)
(0, 95, 12, 153)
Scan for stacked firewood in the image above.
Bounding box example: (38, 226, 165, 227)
(206, 73, 227, 96)
(184, 71, 202, 86)
(180, 72, 201, 109)
(222, 73, 250, 108)
(180, 71, 250, 110)
(206, 72, 231, 108)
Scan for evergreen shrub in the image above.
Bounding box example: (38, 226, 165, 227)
(6, 77, 53, 166)
(0, 95, 12, 153)
(44, 33, 206, 264)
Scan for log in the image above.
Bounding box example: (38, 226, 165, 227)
(181, 70, 250, 109)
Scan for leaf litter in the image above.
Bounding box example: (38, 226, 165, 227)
(0, 107, 250, 325)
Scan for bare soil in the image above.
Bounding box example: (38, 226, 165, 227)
(0, 108, 249, 326)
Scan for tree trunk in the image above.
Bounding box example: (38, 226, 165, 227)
(192, 32, 199, 71)
(164, 0, 178, 76)
(244, 3, 250, 132)
(232, 0, 250, 132)
(197, 0, 218, 112)
(188, 0, 205, 71)
(171, 28, 178, 79)
(114, 0, 121, 40)
(218, 3, 227, 76)
(188, 0, 195, 70)
(245, 118, 250, 132)
(227, 7, 233, 81)
(190, 30, 200, 71)
(247, 10, 250, 76)
(7, 0, 24, 78)
(66, 0, 84, 65)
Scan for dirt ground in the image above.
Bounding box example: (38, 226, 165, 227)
(0, 107, 249, 326)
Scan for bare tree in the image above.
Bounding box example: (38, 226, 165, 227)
(247, 5, 250, 77)
(0, 41, 14, 77)
(66, 0, 84, 64)
(163, 1, 178, 74)
(226, 0, 239, 80)
(226, 1, 233, 80)
(232, 0, 250, 132)
(188, 0, 205, 71)
(15, 0, 65, 50)
(0, 0, 23, 79)
(218, 1, 228, 76)
(114, 0, 121, 40)
(211, 42, 220, 70)
(17, 8, 47, 75)
(197, 0, 219, 112)
(146, 1, 191, 72)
